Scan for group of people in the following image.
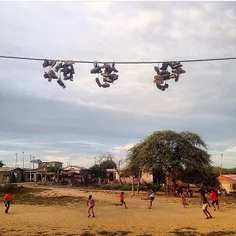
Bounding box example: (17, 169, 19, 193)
(42, 59, 75, 89)
(2, 187, 220, 220)
(90, 61, 119, 88)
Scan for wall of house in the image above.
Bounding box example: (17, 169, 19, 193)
(218, 176, 236, 192)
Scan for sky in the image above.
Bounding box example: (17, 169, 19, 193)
(0, 1, 236, 169)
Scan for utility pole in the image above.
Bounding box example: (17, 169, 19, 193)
(15, 153, 18, 168)
(22, 151, 24, 169)
(220, 154, 223, 176)
(30, 155, 32, 185)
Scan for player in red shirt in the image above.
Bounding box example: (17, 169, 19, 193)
(116, 192, 127, 209)
(4, 192, 12, 213)
(210, 189, 219, 211)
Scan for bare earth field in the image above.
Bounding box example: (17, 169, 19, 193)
(1, 185, 236, 236)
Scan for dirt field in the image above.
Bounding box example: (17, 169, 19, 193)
(1, 186, 236, 236)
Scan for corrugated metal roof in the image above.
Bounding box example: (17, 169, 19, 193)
(0, 167, 22, 172)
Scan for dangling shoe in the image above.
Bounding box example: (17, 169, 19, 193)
(43, 72, 49, 79)
(95, 78, 102, 87)
(64, 74, 73, 81)
(175, 73, 180, 82)
(172, 61, 183, 69)
(112, 62, 118, 73)
(110, 74, 119, 81)
(57, 78, 66, 89)
(160, 63, 168, 71)
(156, 84, 165, 91)
(55, 61, 63, 72)
(154, 66, 161, 75)
(49, 60, 57, 67)
(103, 77, 113, 83)
(177, 67, 186, 74)
(42, 59, 50, 68)
(48, 70, 58, 79)
(101, 83, 110, 88)
(164, 83, 169, 89)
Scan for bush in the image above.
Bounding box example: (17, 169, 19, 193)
(0, 184, 29, 194)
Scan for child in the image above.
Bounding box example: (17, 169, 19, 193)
(116, 192, 127, 209)
(180, 194, 189, 207)
(201, 193, 213, 219)
(141, 189, 156, 209)
(87, 195, 95, 218)
(211, 189, 220, 211)
(4, 192, 12, 213)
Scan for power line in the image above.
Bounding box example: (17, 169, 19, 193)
(0, 55, 236, 64)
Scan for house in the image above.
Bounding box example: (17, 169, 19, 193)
(217, 175, 236, 192)
(62, 166, 91, 185)
(38, 161, 63, 169)
(0, 167, 24, 183)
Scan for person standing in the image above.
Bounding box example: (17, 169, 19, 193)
(4, 192, 12, 213)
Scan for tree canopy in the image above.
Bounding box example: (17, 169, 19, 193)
(124, 130, 211, 190)
(0, 160, 5, 168)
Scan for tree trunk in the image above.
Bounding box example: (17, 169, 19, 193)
(131, 176, 134, 196)
(172, 179, 176, 196)
(115, 168, 124, 186)
(137, 172, 141, 194)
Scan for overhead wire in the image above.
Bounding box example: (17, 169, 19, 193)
(0, 55, 236, 64)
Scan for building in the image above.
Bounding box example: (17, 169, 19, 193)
(217, 175, 236, 192)
(38, 161, 63, 169)
(0, 167, 24, 183)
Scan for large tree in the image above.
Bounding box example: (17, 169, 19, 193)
(125, 130, 211, 195)
(0, 161, 5, 167)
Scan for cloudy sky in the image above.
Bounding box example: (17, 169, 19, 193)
(0, 1, 236, 169)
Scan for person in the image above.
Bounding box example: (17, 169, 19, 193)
(4, 192, 12, 213)
(116, 192, 127, 209)
(141, 189, 156, 209)
(180, 194, 189, 207)
(211, 189, 219, 211)
(87, 195, 95, 218)
(201, 193, 213, 219)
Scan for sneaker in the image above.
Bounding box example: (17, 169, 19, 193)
(177, 67, 186, 74)
(172, 62, 183, 69)
(101, 83, 110, 88)
(42, 59, 50, 68)
(103, 77, 113, 83)
(55, 62, 63, 72)
(43, 72, 49, 79)
(95, 78, 102, 87)
(160, 63, 168, 71)
(64, 74, 73, 81)
(49, 60, 57, 67)
(112, 62, 118, 73)
(57, 78, 66, 89)
(48, 70, 58, 79)
(109, 74, 119, 81)
(154, 66, 161, 75)
(175, 73, 180, 82)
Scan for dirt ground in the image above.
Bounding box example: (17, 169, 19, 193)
(1, 185, 236, 236)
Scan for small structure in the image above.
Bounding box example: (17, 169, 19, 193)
(38, 161, 63, 169)
(106, 169, 119, 182)
(0, 167, 24, 183)
(62, 166, 91, 186)
(218, 175, 236, 192)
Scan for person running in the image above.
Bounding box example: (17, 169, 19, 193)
(141, 189, 156, 209)
(116, 192, 127, 209)
(211, 189, 220, 211)
(87, 195, 95, 218)
(180, 194, 189, 207)
(4, 192, 12, 214)
(201, 193, 213, 219)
